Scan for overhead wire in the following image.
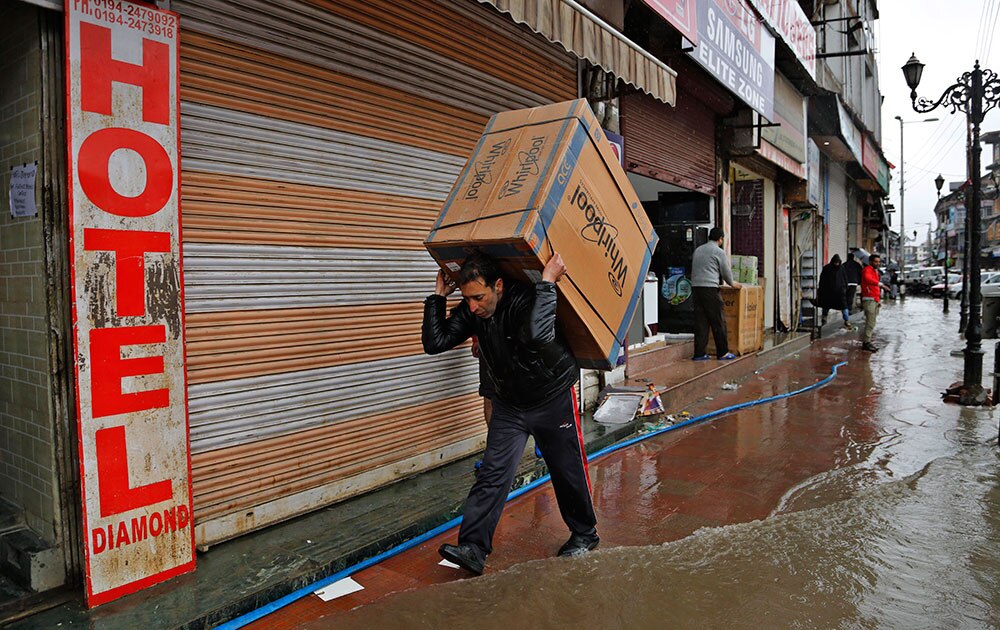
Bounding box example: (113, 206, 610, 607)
(974, 0, 994, 61)
(905, 117, 963, 166)
(904, 0, 995, 176)
(907, 126, 967, 179)
(984, 0, 1000, 64)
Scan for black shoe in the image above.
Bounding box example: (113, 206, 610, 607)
(862, 342, 878, 352)
(439, 543, 485, 575)
(557, 532, 600, 557)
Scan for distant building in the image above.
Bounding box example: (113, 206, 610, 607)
(935, 130, 1000, 271)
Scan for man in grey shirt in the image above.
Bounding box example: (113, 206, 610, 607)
(690, 227, 742, 360)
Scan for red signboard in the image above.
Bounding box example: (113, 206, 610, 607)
(65, 0, 194, 607)
(862, 133, 879, 179)
(641, 0, 699, 45)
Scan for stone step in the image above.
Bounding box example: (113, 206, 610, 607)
(626, 336, 694, 372)
(658, 333, 811, 410)
(0, 528, 63, 593)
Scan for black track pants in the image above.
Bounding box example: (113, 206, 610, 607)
(457, 389, 597, 556)
(693, 286, 729, 357)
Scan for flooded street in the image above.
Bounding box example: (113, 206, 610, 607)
(327, 298, 1000, 629)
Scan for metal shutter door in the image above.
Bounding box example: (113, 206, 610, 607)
(827, 166, 849, 262)
(620, 88, 716, 195)
(173, 0, 578, 546)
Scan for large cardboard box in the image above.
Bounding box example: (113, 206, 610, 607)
(424, 99, 658, 370)
(707, 283, 765, 356)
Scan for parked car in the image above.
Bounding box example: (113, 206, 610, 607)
(972, 271, 1000, 298)
(930, 273, 963, 298)
(905, 266, 945, 295)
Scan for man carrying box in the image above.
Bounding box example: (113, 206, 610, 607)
(422, 252, 599, 576)
(691, 227, 742, 361)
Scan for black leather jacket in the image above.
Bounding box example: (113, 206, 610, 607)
(422, 281, 579, 410)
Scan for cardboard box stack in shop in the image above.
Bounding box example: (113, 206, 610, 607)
(707, 282, 766, 356)
(424, 99, 658, 370)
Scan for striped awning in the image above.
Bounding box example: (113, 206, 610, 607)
(478, 0, 677, 106)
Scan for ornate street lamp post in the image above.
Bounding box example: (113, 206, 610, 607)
(903, 54, 1000, 404)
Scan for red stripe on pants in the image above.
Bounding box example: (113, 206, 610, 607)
(570, 388, 591, 492)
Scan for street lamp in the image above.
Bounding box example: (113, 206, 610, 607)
(894, 114, 939, 287)
(936, 174, 949, 313)
(903, 53, 1000, 405)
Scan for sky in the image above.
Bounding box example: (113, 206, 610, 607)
(876, 0, 1000, 245)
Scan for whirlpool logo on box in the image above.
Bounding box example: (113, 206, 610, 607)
(569, 181, 628, 297)
(463, 138, 511, 200)
(498, 136, 546, 199)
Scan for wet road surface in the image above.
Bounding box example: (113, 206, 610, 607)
(254, 298, 1000, 629)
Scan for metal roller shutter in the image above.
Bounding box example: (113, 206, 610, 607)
(172, 0, 578, 546)
(828, 165, 849, 262)
(620, 88, 716, 195)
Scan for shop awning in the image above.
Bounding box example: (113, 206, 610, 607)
(479, 0, 677, 106)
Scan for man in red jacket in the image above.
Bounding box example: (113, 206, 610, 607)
(861, 253, 890, 352)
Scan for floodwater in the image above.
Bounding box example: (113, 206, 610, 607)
(332, 299, 1000, 629)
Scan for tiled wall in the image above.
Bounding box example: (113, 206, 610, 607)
(0, 2, 58, 543)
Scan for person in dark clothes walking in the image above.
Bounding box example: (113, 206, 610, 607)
(817, 254, 851, 329)
(843, 250, 863, 311)
(422, 252, 597, 576)
(690, 227, 742, 361)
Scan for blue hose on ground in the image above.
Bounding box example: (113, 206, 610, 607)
(218, 360, 848, 629)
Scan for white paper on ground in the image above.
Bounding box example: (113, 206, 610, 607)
(593, 393, 643, 424)
(314, 577, 365, 601)
(439, 559, 461, 569)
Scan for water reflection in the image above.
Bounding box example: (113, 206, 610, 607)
(334, 449, 1000, 630)
(328, 300, 1000, 629)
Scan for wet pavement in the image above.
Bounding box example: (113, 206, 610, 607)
(244, 297, 1000, 629)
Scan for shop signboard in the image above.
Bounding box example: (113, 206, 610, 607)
(877, 157, 890, 193)
(836, 99, 864, 165)
(746, 0, 816, 78)
(807, 138, 820, 206)
(641, 0, 699, 45)
(862, 134, 890, 195)
(689, 0, 775, 120)
(861, 134, 878, 179)
(66, 0, 194, 607)
(756, 74, 805, 177)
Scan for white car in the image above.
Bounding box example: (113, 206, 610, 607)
(951, 271, 1000, 299)
(929, 273, 962, 298)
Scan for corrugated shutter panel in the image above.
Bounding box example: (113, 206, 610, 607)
(173, 0, 578, 546)
(620, 88, 716, 195)
(828, 166, 849, 261)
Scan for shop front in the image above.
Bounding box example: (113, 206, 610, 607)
(3, 0, 680, 608)
(616, 0, 776, 338)
(619, 63, 731, 337)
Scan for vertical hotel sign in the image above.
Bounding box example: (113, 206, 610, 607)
(66, 0, 193, 607)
